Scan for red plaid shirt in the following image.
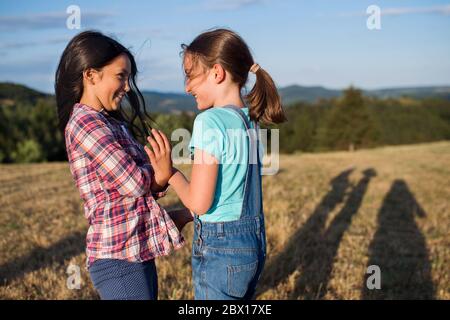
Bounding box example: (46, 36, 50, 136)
(65, 103, 184, 268)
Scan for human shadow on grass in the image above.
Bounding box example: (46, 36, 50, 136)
(361, 179, 435, 299)
(0, 231, 85, 285)
(0, 199, 190, 286)
(257, 168, 377, 299)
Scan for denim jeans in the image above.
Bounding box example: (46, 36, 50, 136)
(192, 106, 267, 300)
(89, 258, 158, 300)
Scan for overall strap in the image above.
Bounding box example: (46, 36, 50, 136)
(223, 106, 263, 219)
(223, 106, 260, 165)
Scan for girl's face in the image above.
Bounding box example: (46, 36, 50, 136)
(184, 54, 216, 110)
(93, 53, 131, 111)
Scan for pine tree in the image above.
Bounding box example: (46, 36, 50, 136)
(319, 86, 379, 151)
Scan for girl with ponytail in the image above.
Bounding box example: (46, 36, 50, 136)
(145, 28, 286, 300)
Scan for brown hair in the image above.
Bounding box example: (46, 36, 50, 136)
(181, 28, 286, 124)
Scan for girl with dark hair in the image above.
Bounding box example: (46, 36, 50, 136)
(145, 28, 286, 300)
(55, 30, 184, 300)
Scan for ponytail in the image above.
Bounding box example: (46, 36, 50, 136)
(246, 67, 286, 124)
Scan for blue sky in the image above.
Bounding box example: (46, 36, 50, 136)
(1, 0, 449, 93)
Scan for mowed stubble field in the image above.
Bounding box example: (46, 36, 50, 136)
(0, 141, 449, 299)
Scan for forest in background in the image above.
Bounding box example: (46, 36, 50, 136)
(1, 82, 450, 163)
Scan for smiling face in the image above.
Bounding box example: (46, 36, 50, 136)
(183, 53, 216, 110)
(93, 53, 131, 111)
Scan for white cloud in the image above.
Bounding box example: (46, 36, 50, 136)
(381, 5, 450, 16)
(341, 5, 450, 17)
(204, 0, 264, 11)
(0, 38, 69, 50)
(0, 11, 115, 31)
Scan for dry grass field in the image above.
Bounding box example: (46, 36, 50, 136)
(0, 141, 449, 299)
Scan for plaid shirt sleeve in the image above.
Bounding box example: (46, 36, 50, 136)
(70, 113, 153, 198)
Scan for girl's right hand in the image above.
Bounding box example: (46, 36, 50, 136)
(144, 129, 174, 189)
(167, 208, 194, 232)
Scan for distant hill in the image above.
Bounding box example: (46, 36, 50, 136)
(279, 85, 341, 104)
(143, 85, 450, 109)
(280, 84, 450, 104)
(0, 82, 50, 105)
(0, 82, 196, 113)
(141, 91, 196, 113)
(2, 82, 450, 112)
(367, 86, 450, 100)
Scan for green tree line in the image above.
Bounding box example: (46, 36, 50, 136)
(277, 87, 450, 153)
(1, 87, 449, 163)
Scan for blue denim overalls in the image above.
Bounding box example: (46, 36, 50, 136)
(192, 106, 267, 300)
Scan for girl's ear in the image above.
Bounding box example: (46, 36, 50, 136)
(212, 64, 225, 84)
(83, 68, 101, 85)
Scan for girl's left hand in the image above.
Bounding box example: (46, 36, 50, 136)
(144, 129, 173, 189)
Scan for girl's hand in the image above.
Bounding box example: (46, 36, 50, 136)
(144, 129, 174, 189)
(167, 208, 194, 232)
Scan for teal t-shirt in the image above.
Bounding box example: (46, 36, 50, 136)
(189, 106, 257, 222)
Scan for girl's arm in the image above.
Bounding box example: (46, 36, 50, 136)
(145, 130, 218, 215)
(168, 148, 218, 215)
(71, 113, 153, 198)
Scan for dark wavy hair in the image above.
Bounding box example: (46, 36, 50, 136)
(55, 30, 151, 141)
